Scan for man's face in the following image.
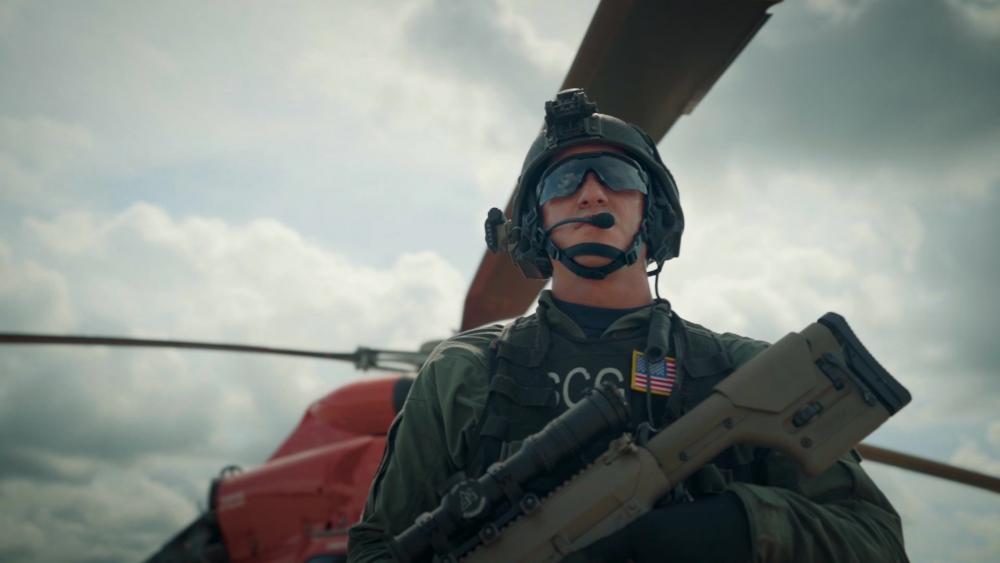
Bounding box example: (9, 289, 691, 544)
(540, 143, 646, 268)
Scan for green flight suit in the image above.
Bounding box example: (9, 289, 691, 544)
(347, 291, 907, 562)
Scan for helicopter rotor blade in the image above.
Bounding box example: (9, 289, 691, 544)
(461, 0, 781, 331)
(5, 339, 996, 492)
(0, 333, 427, 373)
(857, 443, 1000, 495)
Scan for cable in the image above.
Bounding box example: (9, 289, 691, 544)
(654, 266, 663, 301)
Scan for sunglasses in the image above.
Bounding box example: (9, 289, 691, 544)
(536, 152, 649, 206)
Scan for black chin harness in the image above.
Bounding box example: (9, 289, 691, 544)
(542, 227, 644, 280)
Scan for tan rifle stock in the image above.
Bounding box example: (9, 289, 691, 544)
(460, 317, 905, 562)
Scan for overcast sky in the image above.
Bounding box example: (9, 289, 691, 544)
(1, 0, 998, 561)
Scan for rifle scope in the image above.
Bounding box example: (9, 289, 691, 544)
(391, 382, 630, 562)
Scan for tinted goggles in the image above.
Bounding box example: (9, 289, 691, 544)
(536, 152, 649, 206)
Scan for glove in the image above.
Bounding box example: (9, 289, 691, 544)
(563, 492, 751, 563)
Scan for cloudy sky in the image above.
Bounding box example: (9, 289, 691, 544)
(0, 0, 998, 561)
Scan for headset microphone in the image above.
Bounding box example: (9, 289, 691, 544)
(544, 212, 616, 236)
(589, 212, 615, 229)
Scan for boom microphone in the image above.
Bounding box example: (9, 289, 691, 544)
(544, 212, 615, 236)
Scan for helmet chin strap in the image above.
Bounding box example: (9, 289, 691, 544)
(543, 231, 643, 280)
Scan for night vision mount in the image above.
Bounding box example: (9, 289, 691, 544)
(544, 88, 601, 147)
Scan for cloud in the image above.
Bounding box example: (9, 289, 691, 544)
(865, 462, 1000, 563)
(0, 0, 21, 36)
(18, 203, 466, 344)
(402, 0, 568, 110)
(947, 0, 1000, 38)
(0, 203, 466, 561)
(654, 0, 1000, 430)
(0, 116, 98, 210)
(285, 0, 575, 203)
(669, 166, 926, 333)
(662, 160, 1000, 436)
(952, 510, 1000, 562)
(0, 1, 587, 272)
(0, 242, 75, 332)
(662, 155, 1000, 559)
(0, 448, 99, 485)
(0, 116, 96, 173)
(0, 468, 197, 563)
(951, 442, 1000, 476)
(804, 0, 875, 22)
(863, 416, 1000, 561)
(665, 0, 1000, 198)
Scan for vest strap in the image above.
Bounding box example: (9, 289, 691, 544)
(480, 415, 509, 439)
(495, 315, 549, 368)
(662, 312, 689, 422)
(490, 374, 557, 408)
(684, 353, 732, 378)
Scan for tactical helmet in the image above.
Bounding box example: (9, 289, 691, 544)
(485, 88, 684, 279)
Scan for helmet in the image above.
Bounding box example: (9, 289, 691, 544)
(485, 88, 684, 279)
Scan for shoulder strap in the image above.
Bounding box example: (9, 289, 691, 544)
(681, 319, 734, 378)
(468, 315, 532, 477)
(494, 311, 549, 368)
(665, 312, 735, 420)
(468, 310, 560, 476)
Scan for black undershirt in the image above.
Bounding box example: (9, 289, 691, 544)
(551, 297, 650, 338)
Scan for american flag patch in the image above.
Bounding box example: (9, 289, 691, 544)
(630, 350, 677, 396)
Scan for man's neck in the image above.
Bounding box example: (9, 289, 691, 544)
(549, 261, 654, 309)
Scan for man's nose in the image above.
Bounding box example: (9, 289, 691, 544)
(575, 172, 609, 207)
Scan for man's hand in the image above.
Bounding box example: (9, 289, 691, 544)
(563, 492, 751, 563)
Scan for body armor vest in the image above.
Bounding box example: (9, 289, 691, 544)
(465, 301, 764, 497)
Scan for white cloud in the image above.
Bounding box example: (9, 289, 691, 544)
(0, 203, 467, 561)
(493, 0, 578, 74)
(0, 0, 21, 36)
(865, 419, 1000, 559)
(0, 468, 196, 562)
(0, 242, 76, 332)
(20, 203, 466, 347)
(0, 116, 96, 166)
(947, 0, 1000, 38)
(949, 434, 1000, 479)
(0, 116, 97, 207)
(660, 162, 1000, 442)
(0, 0, 588, 274)
(285, 0, 551, 200)
(989, 420, 1000, 449)
(0, 1, 541, 218)
(804, 0, 875, 22)
(943, 129, 1000, 199)
(952, 511, 1000, 562)
(667, 166, 926, 337)
(865, 462, 1000, 563)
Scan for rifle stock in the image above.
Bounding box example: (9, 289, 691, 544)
(395, 313, 910, 562)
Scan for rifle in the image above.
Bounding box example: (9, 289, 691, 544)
(391, 313, 911, 562)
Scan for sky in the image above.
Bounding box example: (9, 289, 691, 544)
(0, 0, 998, 561)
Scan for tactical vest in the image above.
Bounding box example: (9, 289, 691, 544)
(465, 300, 763, 497)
